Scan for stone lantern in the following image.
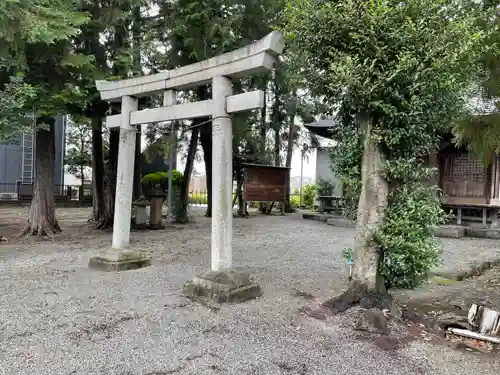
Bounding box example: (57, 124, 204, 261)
(132, 195, 150, 230)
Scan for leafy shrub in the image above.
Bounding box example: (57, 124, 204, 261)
(141, 170, 183, 186)
(290, 194, 300, 208)
(317, 179, 335, 196)
(302, 183, 316, 208)
(374, 178, 446, 289)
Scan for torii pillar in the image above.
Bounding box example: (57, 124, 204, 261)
(89, 32, 285, 302)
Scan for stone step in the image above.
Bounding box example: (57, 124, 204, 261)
(465, 227, 500, 239)
(434, 225, 465, 238)
(302, 213, 330, 222)
(326, 217, 356, 228)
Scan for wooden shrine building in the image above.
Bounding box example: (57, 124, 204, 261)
(305, 119, 500, 226)
(428, 141, 500, 226)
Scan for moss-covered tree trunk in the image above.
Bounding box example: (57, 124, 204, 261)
(350, 120, 388, 293)
(22, 117, 61, 236)
(323, 119, 390, 312)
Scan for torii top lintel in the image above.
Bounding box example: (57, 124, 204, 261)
(95, 31, 285, 102)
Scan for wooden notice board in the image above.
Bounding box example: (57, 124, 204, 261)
(242, 163, 290, 202)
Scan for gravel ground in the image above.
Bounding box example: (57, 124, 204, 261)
(0, 208, 499, 375)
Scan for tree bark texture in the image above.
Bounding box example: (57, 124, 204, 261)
(94, 128, 119, 229)
(284, 114, 296, 213)
(176, 127, 199, 223)
(91, 116, 106, 226)
(22, 117, 61, 236)
(199, 122, 212, 217)
(351, 120, 389, 293)
(197, 86, 212, 217)
(274, 129, 280, 166)
(259, 84, 267, 160)
(322, 120, 390, 313)
(133, 124, 142, 200)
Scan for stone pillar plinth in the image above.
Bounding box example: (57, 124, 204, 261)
(182, 270, 262, 303)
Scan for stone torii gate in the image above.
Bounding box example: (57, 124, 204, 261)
(89, 32, 284, 302)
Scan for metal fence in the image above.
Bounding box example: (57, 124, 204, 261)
(0, 183, 92, 202)
(0, 184, 301, 207)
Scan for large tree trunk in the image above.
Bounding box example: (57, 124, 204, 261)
(274, 128, 280, 166)
(259, 83, 267, 160)
(94, 128, 119, 229)
(322, 119, 390, 313)
(236, 179, 247, 216)
(350, 120, 388, 293)
(133, 124, 142, 200)
(176, 127, 199, 223)
(21, 117, 61, 236)
(199, 123, 212, 217)
(196, 86, 212, 217)
(284, 112, 296, 213)
(91, 116, 106, 226)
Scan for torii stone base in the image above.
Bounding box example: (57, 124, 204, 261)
(88, 249, 151, 272)
(183, 270, 262, 304)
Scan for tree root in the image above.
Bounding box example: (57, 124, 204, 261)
(92, 215, 113, 230)
(322, 287, 393, 314)
(19, 220, 61, 238)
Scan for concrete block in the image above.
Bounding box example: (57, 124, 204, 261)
(89, 249, 152, 271)
(183, 270, 262, 303)
(434, 225, 465, 238)
(465, 227, 500, 239)
(326, 217, 356, 228)
(302, 213, 328, 222)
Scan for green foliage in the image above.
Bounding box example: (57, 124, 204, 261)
(0, 0, 93, 142)
(453, 1, 500, 163)
(189, 192, 209, 206)
(302, 183, 316, 208)
(375, 163, 447, 288)
(289, 194, 300, 208)
(0, 75, 38, 140)
(0, 0, 89, 69)
(330, 125, 362, 219)
(341, 247, 354, 263)
(64, 117, 92, 181)
(316, 178, 335, 196)
(284, 0, 492, 288)
(141, 170, 183, 185)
